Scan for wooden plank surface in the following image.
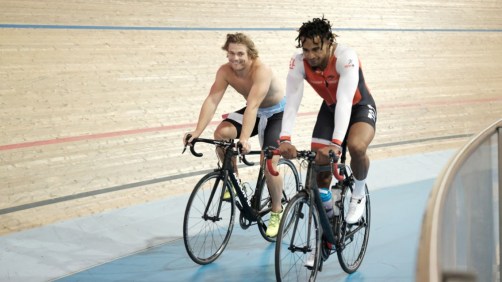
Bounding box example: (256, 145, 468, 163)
(1, 0, 501, 235)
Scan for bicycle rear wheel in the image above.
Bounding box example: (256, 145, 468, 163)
(257, 158, 300, 241)
(336, 184, 371, 273)
(183, 171, 235, 265)
(275, 191, 321, 282)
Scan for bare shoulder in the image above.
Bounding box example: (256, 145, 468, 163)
(218, 63, 233, 74)
(253, 58, 271, 70)
(252, 58, 273, 76)
(215, 63, 234, 81)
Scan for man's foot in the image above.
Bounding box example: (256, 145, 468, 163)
(345, 196, 366, 224)
(304, 250, 316, 268)
(223, 179, 242, 200)
(265, 209, 283, 237)
(223, 186, 236, 200)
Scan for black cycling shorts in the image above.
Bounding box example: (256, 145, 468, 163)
(312, 102, 377, 143)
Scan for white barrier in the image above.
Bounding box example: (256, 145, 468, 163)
(416, 118, 502, 282)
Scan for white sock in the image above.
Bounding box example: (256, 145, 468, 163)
(353, 178, 366, 199)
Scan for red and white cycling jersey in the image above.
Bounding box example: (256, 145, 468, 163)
(280, 44, 373, 145)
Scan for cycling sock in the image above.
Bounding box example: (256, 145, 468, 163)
(353, 178, 366, 198)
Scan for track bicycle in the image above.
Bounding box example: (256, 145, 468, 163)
(269, 145, 371, 281)
(182, 137, 301, 265)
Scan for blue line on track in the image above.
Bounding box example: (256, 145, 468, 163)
(1, 23, 502, 32)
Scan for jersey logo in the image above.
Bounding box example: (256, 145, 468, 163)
(344, 59, 355, 68)
(289, 58, 296, 69)
(367, 105, 377, 122)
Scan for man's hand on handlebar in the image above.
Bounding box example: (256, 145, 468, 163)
(315, 144, 341, 164)
(237, 139, 251, 155)
(183, 132, 200, 146)
(182, 132, 200, 154)
(278, 141, 297, 159)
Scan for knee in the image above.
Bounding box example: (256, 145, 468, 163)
(213, 130, 224, 140)
(214, 127, 230, 140)
(214, 122, 236, 140)
(348, 141, 368, 159)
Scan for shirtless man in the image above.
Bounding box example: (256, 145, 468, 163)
(279, 17, 377, 225)
(183, 33, 285, 237)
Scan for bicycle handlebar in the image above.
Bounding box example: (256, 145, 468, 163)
(264, 148, 280, 176)
(183, 135, 257, 166)
(265, 149, 344, 181)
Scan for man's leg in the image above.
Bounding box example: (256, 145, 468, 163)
(263, 112, 284, 237)
(345, 122, 375, 223)
(346, 122, 375, 194)
(214, 121, 239, 200)
(264, 154, 283, 212)
(264, 154, 284, 237)
(310, 102, 335, 197)
(214, 120, 239, 173)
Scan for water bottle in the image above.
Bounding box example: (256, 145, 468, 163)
(331, 186, 341, 216)
(319, 188, 334, 218)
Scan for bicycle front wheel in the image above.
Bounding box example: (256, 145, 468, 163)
(278, 158, 301, 204)
(183, 171, 235, 265)
(337, 184, 371, 273)
(257, 158, 300, 241)
(275, 191, 321, 282)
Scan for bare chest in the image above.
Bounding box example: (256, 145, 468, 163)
(227, 75, 254, 96)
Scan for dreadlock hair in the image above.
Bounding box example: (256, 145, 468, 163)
(296, 16, 338, 49)
(221, 33, 259, 59)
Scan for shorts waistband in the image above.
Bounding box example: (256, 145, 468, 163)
(257, 97, 286, 118)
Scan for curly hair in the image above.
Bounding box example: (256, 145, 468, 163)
(221, 33, 259, 59)
(296, 16, 338, 49)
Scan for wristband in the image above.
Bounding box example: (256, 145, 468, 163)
(331, 139, 342, 146)
(279, 136, 291, 144)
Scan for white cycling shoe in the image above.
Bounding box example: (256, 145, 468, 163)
(304, 251, 316, 268)
(345, 196, 366, 224)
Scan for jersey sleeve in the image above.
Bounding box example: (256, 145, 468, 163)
(332, 47, 359, 145)
(280, 53, 305, 142)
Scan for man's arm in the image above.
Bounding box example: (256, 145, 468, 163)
(332, 47, 359, 145)
(238, 65, 272, 151)
(188, 67, 228, 142)
(278, 53, 305, 159)
(280, 53, 305, 142)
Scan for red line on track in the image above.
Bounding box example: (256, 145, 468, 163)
(1, 96, 500, 151)
(0, 122, 215, 151)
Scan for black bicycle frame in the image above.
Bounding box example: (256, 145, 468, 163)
(218, 145, 263, 223)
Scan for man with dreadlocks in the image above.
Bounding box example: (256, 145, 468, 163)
(279, 17, 377, 225)
(184, 33, 286, 238)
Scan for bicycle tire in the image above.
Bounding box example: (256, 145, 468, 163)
(275, 191, 321, 282)
(336, 184, 371, 273)
(183, 171, 235, 265)
(257, 158, 301, 241)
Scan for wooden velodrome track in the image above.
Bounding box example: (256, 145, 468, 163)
(1, 1, 501, 236)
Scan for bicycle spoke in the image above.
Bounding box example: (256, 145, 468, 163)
(336, 186, 371, 273)
(183, 172, 235, 265)
(276, 194, 319, 281)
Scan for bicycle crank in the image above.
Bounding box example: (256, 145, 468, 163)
(239, 212, 252, 229)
